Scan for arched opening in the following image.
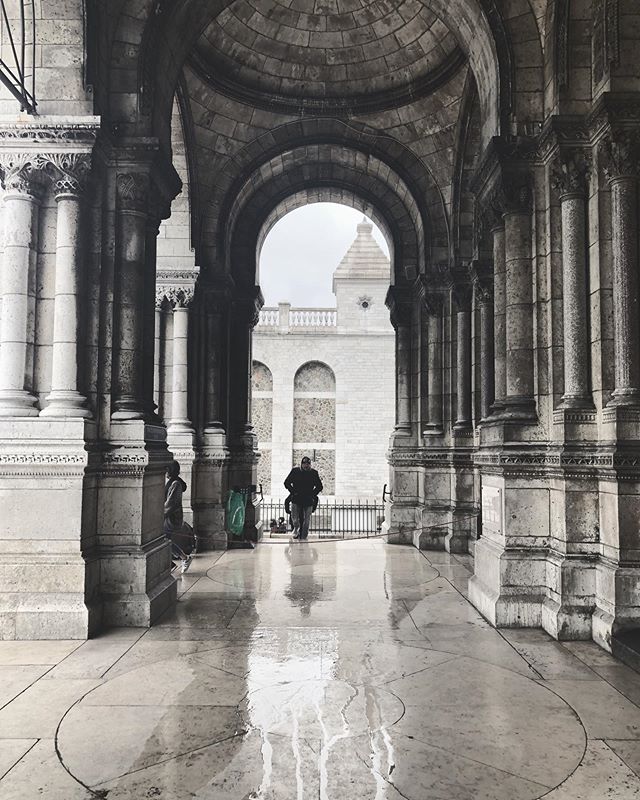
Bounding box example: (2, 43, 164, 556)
(252, 204, 396, 531)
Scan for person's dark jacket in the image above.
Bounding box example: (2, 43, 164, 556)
(284, 467, 323, 508)
(164, 476, 187, 533)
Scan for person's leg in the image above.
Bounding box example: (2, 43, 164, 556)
(291, 503, 302, 538)
(300, 505, 312, 539)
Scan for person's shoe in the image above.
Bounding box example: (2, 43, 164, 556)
(292, 534, 300, 539)
(181, 556, 193, 574)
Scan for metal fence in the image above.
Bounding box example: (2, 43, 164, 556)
(262, 499, 385, 539)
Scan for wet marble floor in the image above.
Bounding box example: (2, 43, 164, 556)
(2, 539, 640, 799)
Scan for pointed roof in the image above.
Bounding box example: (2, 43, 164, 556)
(332, 219, 390, 292)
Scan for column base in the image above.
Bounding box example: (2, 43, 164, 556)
(541, 552, 597, 640)
(40, 390, 92, 418)
(593, 559, 640, 652)
(193, 429, 229, 551)
(0, 417, 99, 639)
(496, 396, 537, 422)
(0, 390, 39, 417)
(607, 389, 640, 407)
(468, 537, 546, 627)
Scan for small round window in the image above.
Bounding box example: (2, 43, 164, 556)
(358, 296, 372, 310)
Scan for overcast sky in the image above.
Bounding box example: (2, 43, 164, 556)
(258, 203, 390, 308)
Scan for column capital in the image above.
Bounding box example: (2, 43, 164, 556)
(233, 286, 264, 329)
(551, 148, 592, 199)
(386, 285, 413, 328)
(163, 286, 195, 310)
(116, 171, 151, 213)
(470, 260, 494, 305)
(601, 130, 640, 182)
(414, 276, 444, 316)
(49, 152, 92, 197)
(0, 152, 46, 196)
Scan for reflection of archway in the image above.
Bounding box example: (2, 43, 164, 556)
(293, 362, 336, 495)
(251, 361, 273, 494)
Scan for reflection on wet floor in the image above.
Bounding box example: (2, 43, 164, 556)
(1, 539, 640, 798)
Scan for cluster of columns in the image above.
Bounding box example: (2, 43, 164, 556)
(0, 150, 92, 419)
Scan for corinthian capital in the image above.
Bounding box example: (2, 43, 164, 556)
(116, 172, 150, 212)
(160, 286, 195, 310)
(50, 152, 92, 196)
(602, 131, 640, 182)
(0, 152, 47, 195)
(551, 149, 591, 198)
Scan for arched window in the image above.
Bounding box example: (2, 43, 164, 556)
(293, 361, 336, 494)
(252, 360, 273, 493)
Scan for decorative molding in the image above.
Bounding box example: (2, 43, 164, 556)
(0, 152, 48, 194)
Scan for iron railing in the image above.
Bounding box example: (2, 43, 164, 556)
(263, 498, 385, 539)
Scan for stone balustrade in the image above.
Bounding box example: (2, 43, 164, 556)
(257, 303, 337, 331)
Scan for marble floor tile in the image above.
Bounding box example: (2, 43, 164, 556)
(0, 740, 36, 780)
(2, 539, 640, 799)
(0, 664, 51, 708)
(0, 738, 94, 799)
(544, 740, 640, 798)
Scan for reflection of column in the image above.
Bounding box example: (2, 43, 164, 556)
(552, 150, 593, 407)
(603, 133, 640, 406)
(453, 284, 472, 430)
(0, 158, 42, 416)
(168, 289, 194, 432)
(472, 264, 495, 421)
(112, 171, 151, 420)
(42, 154, 92, 417)
(153, 298, 162, 411)
(503, 175, 535, 418)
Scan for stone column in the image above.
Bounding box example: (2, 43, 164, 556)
(552, 150, 593, 408)
(112, 172, 152, 420)
(491, 222, 506, 412)
(503, 176, 536, 419)
(227, 288, 263, 542)
(423, 293, 443, 434)
(167, 289, 194, 432)
(603, 133, 640, 406)
(0, 157, 42, 416)
(472, 264, 495, 421)
(453, 283, 472, 430)
(41, 154, 92, 417)
(387, 291, 413, 437)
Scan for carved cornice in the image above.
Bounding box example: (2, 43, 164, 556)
(537, 116, 591, 163)
(0, 118, 99, 145)
(550, 149, 592, 198)
(601, 130, 640, 182)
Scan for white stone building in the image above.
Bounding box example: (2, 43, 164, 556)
(252, 220, 395, 500)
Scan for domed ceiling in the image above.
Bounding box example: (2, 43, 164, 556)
(192, 0, 465, 113)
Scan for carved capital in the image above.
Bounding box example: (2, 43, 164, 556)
(233, 287, 264, 329)
(451, 282, 473, 311)
(502, 173, 533, 214)
(551, 149, 591, 198)
(50, 152, 92, 196)
(116, 172, 150, 212)
(159, 286, 195, 310)
(470, 261, 494, 305)
(0, 152, 47, 196)
(601, 131, 640, 182)
(386, 285, 413, 328)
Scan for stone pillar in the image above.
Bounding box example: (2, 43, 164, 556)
(472, 264, 495, 421)
(226, 288, 263, 543)
(603, 133, 640, 406)
(0, 157, 42, 416)
(491, 223, 506, 412)
(453, 284, 472, 431)
(41, 154, 92, 418)
(552, 151, 593, 408)
(167, 289, 194, 433)
(112, 172, 152, 420)
(422, 293, 443, 434)
(503, 176, 536, 419)
(192, 286, 231, 550)
(387, 291, 413, 438)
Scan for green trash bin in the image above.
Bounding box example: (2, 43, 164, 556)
(226, 489, 247, 537)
